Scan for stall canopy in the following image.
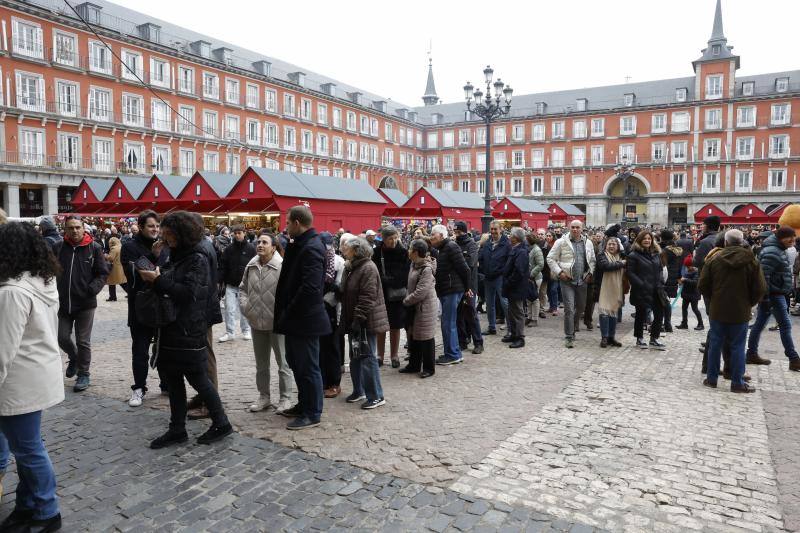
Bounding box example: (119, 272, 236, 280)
(95, 176, 150, 214)
(767, 203, 795, 222)
(729, 203, 771, 224)
(230, 167, 387, 232)
(177, 171, 241, 214)
(72, 178, 115, 213)
(378, 188, 409, 218)
(138, 174, 193, 213)
(493, 197, 549, 229)
(693, 203, 728, 223)
(548, 202, 586, 224)
(395, 187, 485, 229)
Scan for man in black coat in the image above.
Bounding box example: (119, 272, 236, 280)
(660, 229, 684, 333)
(218, 225, 256, 342)
(454, 221, 483, 355)
(478, 221, 511, 334)
(693, 215, 721, 272)
(274, 206, 331, 430)
(430, 224, 471, 365)
(56, 215, 109, 392)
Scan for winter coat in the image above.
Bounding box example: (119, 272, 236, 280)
(433, 238, 471, 296)
(274, 228, 331, 338)
(456, 233, 480, 294)
(121, 233, 160, 327)
(195, 239, 223, 327)
(152, 247, 209, 354)
(528, 244, 544, 282)
(105, 237, 126, 286)
(699, 246, 766, 323)
(220, 239, 257, 287)
(693, 231, 718, 271)
(339, 257, 389, 335)
(373, 242, 411, 296)
(0, 274, 64, 416)
(502, 243, 530, 301)
(39, 218, 62, 252)
(680, 269, 701, 302)
(661, 242, 684, 298)
(403, 258, 438, 340)
(758, 234, 794, 296)
(478, 234, 511, 281)
(55, 233, 109, 316)
(676, 237, 695, 257)
(594, 251, 626, 303)
(626, 242, 664, 308)
(239, 253, 283, 331)
(546, 233, 596, 281)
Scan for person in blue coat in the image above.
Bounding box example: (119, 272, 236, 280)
(501, 227, 530, 349)
(478, 222, 511, 335)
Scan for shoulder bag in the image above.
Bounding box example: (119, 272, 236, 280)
(381, 255, 407, 302)
(349, 327, 374, 361)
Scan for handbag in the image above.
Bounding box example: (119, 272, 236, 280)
(135, 287, 177, 328)
(381, 256, 407, 302)
(526, 279, 539, 301)
(349, 327, 374, 361)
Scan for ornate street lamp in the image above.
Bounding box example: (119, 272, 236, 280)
(464, 66, 512, 233)
(614, 156, 636, 224)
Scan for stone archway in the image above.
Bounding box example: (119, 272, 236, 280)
(604, 173, 650, 224)
(378, 175, 398, 189)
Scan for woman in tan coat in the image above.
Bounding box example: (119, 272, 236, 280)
(400, 239, 437, 377)
(105, 236, 125, 301)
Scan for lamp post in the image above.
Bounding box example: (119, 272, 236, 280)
(464, 66, 513, 234)
(614, 156, 636, 225)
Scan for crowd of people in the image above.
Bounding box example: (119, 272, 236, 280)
(0, 202, 800, 531)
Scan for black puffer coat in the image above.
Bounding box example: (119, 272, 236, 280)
(373, 242, 410, 295)
(434, 238, 471, 296)
(661, 242, 684, 298)
(626, 242, 664, 308)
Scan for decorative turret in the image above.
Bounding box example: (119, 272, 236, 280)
(422, 58, 439, 106)
(693, 0, 740, 69)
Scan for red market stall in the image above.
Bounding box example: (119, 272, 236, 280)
(137, 174, 193, 213)
(493, 197, 549, 229)
(176, 171, 241, 215)
(693, 203, 728, 223)
(72, 178, 115, 214)
(229, 167, 387, 233)
(394, 187, 484, 229)
(768, 203, 796, 223)
(729, 203, 771, 224)
(548, 202, 586, 225)
(95, 176, 150, 215)
(378, 188, 409, 218)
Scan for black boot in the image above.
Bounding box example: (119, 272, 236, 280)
(675, 322, 688, 329)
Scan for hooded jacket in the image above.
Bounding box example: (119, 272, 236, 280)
(121, 232, 160, 327)
(0, 273, 64, 416)
(758, 234, 793, 296)
(699, 246, 766, 323)
(433, 238, 471, 296)
(661, 241, 684, 298)
(39, 217, 62, 252)
(55, 232, 109, 315)
(626, 241, 664, 308)
(693, 231, 718, 271)
(220, 238, 257, 287)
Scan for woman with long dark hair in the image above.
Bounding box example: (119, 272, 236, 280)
(0, 222, 63, 532)
(373, 226, 410, 367)
(138, 211, 233, 448)
(626, 230, 666, 350)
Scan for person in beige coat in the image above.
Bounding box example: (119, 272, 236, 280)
(240, 232, 294, 414)
(400, 239, 438, 377)
(0, 222, 63, 531)
(105, 236, 126, 301)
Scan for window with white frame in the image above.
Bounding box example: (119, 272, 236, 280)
(591, 118, 605, 137)
(93, 138, 113, 172)
(458, 129, 470, 146)
(58, 133, 80, 169)
(618, 144, 634, 163)
(284, 126, 296, 150)
(704, 139, 720, 161)
(12, 19, 43, 59)
(572, 120, 587, 139)
(384, 147, 394, 167)
(179, 148, 195, 176)
(121, 50, 143, 81)
(88, 40, 112, 75)
(332, 136, 343, 158)
(203, 110, 217, 138)
(705, 108, 722, 130)
(703, 171, 719, 192)
(264, 122, 279, 147)
(531, 176, 543, 196)
(551, 121, 564, 140)
(735, 170, 752, 192)
(736, 137, 754, 160)
(57, 81, 79, 117)
(512, 150, 524, 168)
(442, 154, 453, 172)
(149, 58, 169, 88)
(346, 111, 356, 131)
(475, 128, 486, 145)
(317, 103, 328, 126)
(493, 151, 507, 170)
(246, 84, 259, 108)
(776, 77, 789, 93)
(284, 162, 296, 172)
(771, 103, 790, 125)
(88, 87, 111, 121)
(460, 180, 470, 192)
(675, 88, 688, 102)
(246, 156, 262, 168)
(671, 111, 690, 132)
(370, 119, 378, 137)
(178, 66, 194, 94)
(152, 100, 170, 131)
(152, 145, 170, 173)
(346, 140, 356, 161)
(264, 89, 277, 113)
(53, 31, 77, 66)
(572, 147, 586, 166)
(532, 123, 545, 141)
(318, 134, 329, 156)
(620, 116, 636, 135)
(512, 177, 524, 195)
(359, 115, 369, 134)
(651, 114, 666, 133)
(176, 105, 194, 135)
(769, 169, 786, 191)
(123, 142, 145, 172)
(476, 152, 486, 170)
(224, 115, 239, 141)
(426, 155, 438, 172)
(671, 141, 687, 162)
(736, 106, 755, 128)
(332, 107, 342, 128)
(18, 127, 44, 165)
(427, 132, 438, 149)
(493, 178, 505, 196)
(477, 179, 486, 195)
(494, 126, 506, 143)
(624, 94, 635, 107)
(15, 72, 44, 112)
(651, 142, 666, 162)
(331, 167, 343, 177)
(552, 175, 564, 194)
(705, 75, 723, 99)
(300, 98, 312, 120)
(202, 72, 219, 99)
(298, 163, 313, 175)
(576, 98, 587, 112)
(122, 94, 144, 126)
(770, 135, 789, 158)
(512, 124, 525, 141)
(284, 93, 296, 116)
(246, 119, 261, 145)
(317, 166, 329, 176)
(301, 130, 313, 153)
(591, 145, 604, 165)
(459, 153, 471, 171)
(205, 151, 220, 172)
(531, 149, 544, 169)
(572, 175, 585, 195)
(360, 143, 370, 164)
(225, 78, 240, 104)
(226, 153, 240, 174)
(552, 147, 565, 167)
(670, 172, 686, 193)
(264, 159, 279, 170)
(742, 81, 754, 96)
(443, 130, 454, 148)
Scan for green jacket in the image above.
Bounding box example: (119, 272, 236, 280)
(699, 246, 766, 324)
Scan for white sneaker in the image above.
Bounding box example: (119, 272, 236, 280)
(218, 333, 234, 343)
(243, 332, 252, 341)
(249, 396, 272, 412)
(128, 388, 145, 407)
(275, 399, 294, 414)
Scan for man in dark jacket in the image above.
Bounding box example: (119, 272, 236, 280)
(699, 229, 766, 392)
(454, 222, 483, 355)
(693, 215, 721, 271)
(218, 225, 256, 342)
(660, 229, 683, 333)
(121, 210, 168, 405)
(478, 221, 510, 335)
(274, 206, 331, 430)
(39, 216, 62, 252)
(56, 215, 109, 392)
(746, 226, 800, 371)
(431, 224, 471, 365)
(502, 227, 530, 348)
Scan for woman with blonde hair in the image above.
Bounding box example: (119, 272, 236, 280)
(595, 237, 626, 348)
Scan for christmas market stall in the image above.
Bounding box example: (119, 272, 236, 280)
(492, 197, 549, 229)
(548, 202, 586, 225)
(394, 186, 484, 229)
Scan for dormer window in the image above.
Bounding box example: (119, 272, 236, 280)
(776, 77, 789, 93)
(576, 98, 587, 112)
(742, 81, 755, 96)
(535, 102, 546, 115)
(675, 88, 688, 102)
(712, 44, 721, 56)
(288, 72, 306, 87)
(431, 114, 440, 125)
(624, 93, 635, 107)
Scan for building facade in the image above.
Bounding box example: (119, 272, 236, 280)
(0, 0, 797, 226)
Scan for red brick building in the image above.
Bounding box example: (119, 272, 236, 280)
(0, 0, 796, 227)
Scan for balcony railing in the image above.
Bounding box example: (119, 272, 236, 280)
(12, 37, 44, 59)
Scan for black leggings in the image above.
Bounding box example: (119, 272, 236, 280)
(408, 338, 435, 373)
(634, 303, 663, 340)
(681, 299, 703, 325)
(159, 353, 228, 431)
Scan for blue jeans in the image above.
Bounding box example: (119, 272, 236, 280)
(484, 277, 507, 330)
(439, 293, 463, 360)
(285, 335, 323, 421)
(0, 411, 60, 520)
(599, 314, 617, 339)
(747, 295, 798, 361)
(708, 320, 748, 386)
(349, 333, 384, 401)
(547, 280, 561, 311)
(224, 285, 251, 336)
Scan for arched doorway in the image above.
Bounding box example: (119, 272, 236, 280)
(604, 174, 649, 224)
(378, 175, 398, 189)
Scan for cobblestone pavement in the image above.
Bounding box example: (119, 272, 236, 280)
(3, 288, 800, 532)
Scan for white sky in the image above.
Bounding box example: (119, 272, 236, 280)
(116, 0, 798, 108)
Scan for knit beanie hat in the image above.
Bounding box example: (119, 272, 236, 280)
(775, 225, 797, 240)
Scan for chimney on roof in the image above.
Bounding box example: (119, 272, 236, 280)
(136, 23, 161, 43)
(288, 72, 306, 87)
(320, 83, 337, 97)
(191, 40, 211, 58)
(252, 60, 271, 76)
(213, 47, 233, 65)
(348, 92, 363, 105)
(75, 2, 102, 24)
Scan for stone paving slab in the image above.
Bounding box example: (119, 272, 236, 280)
(763, 391, 800, 533)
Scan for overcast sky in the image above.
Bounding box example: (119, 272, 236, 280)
(116, 0, 797, 108)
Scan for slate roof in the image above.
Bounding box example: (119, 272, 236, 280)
(421, 187, 484, 210)
(378, 188, 409, 207)
(501, 197, 549, 214)
(153, 174, 192, 198)
(250, 168, 386, 204)
(194, 172, 240, 198)
(554, 202, 585, 216)
(119, 176, 150, 199)
(84, 178, 114, 201)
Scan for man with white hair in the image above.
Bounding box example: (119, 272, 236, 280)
(546, 220, 596, 348)
(699, 229, 766, 392)
(429, 225, 471, 365)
